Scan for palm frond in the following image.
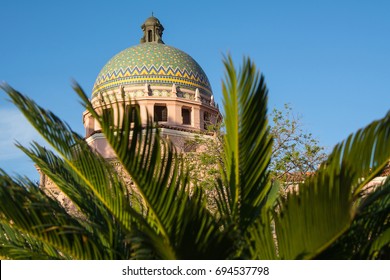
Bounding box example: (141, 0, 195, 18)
(75, 84, 229, 259)
(274, 165, 354, 259)
(3, 85, 150, 233)
(17, 142, 133, 259)
(219, 56, 273, 231)
(245, 181, 281, 259)
(274, 109, 390, 259)
(247, 210, 278, 259)
(1, 54, 388, 261)
(0, 171, 104, 259)
(327, 111, 390, 196)
(2, 85, 162, 259)
(0, 221, 66, 260)
(317, 178, 390, 259)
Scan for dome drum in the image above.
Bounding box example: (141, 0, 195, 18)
(83, 95, 219, 140)
(91, 83, 215, 107)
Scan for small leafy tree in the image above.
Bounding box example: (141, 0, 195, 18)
(0, 56, 389, 259)
(184, 104, 327, 193)
(270, 104, 327, 186)
(182, 124, 223, 211)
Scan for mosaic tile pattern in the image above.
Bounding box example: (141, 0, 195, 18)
(92, 43, 212, 97)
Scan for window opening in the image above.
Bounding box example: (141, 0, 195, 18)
(204, 111, 210, 130)
(154, 105, 167, 122)
(126, 104, 140, 123)
(182, 107, 191, 125)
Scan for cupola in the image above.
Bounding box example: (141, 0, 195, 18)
(140, 16, 164, 44)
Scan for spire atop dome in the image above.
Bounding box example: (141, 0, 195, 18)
(140, 15, 164, 44)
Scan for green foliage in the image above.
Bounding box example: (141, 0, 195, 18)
(183, 129, 223, 192)
(317, 178, 390, 259)
(0, 56, 389, 259)
(270, 104, 327, 185)
(184, 103, 327, 196)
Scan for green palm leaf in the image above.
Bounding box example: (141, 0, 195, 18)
(0, 171, 104, 259)
(0, 221, 65, 260)
(328, 111, 390, 196)
(2, 85, 156, 259)
(17, 142, 133, 259)
(247, 210, 278, 260)
(317, 177, 390, 259)
(6, 85, 152, 227)
(273, 110, 390, 259)
(274, 166, 354, 259)
(76, 84, 230, 259)
(218, 56, 273, 231)
(1, 55, 388, 260)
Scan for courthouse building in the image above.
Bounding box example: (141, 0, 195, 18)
(84, 15, 219, 157)
(39, 16, 220, 200)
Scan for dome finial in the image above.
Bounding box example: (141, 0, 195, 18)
(140, 15, 164, 44)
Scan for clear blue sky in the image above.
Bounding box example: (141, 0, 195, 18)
(1, 0, 390, 180)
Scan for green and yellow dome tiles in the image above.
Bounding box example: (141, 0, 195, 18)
(92, 43, 212, 98)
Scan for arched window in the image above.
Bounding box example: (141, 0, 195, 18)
(86, 116, 94, 137)
(154, 104, 167, 122)
(102, 108, 113, 123)
(204, 111, 210, 130)
(125, 104, 140, 123)
(182, 107, 191, 125)
(148, 30, 153, 42)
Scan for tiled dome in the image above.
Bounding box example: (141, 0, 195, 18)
(92, 43, 212, 98)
